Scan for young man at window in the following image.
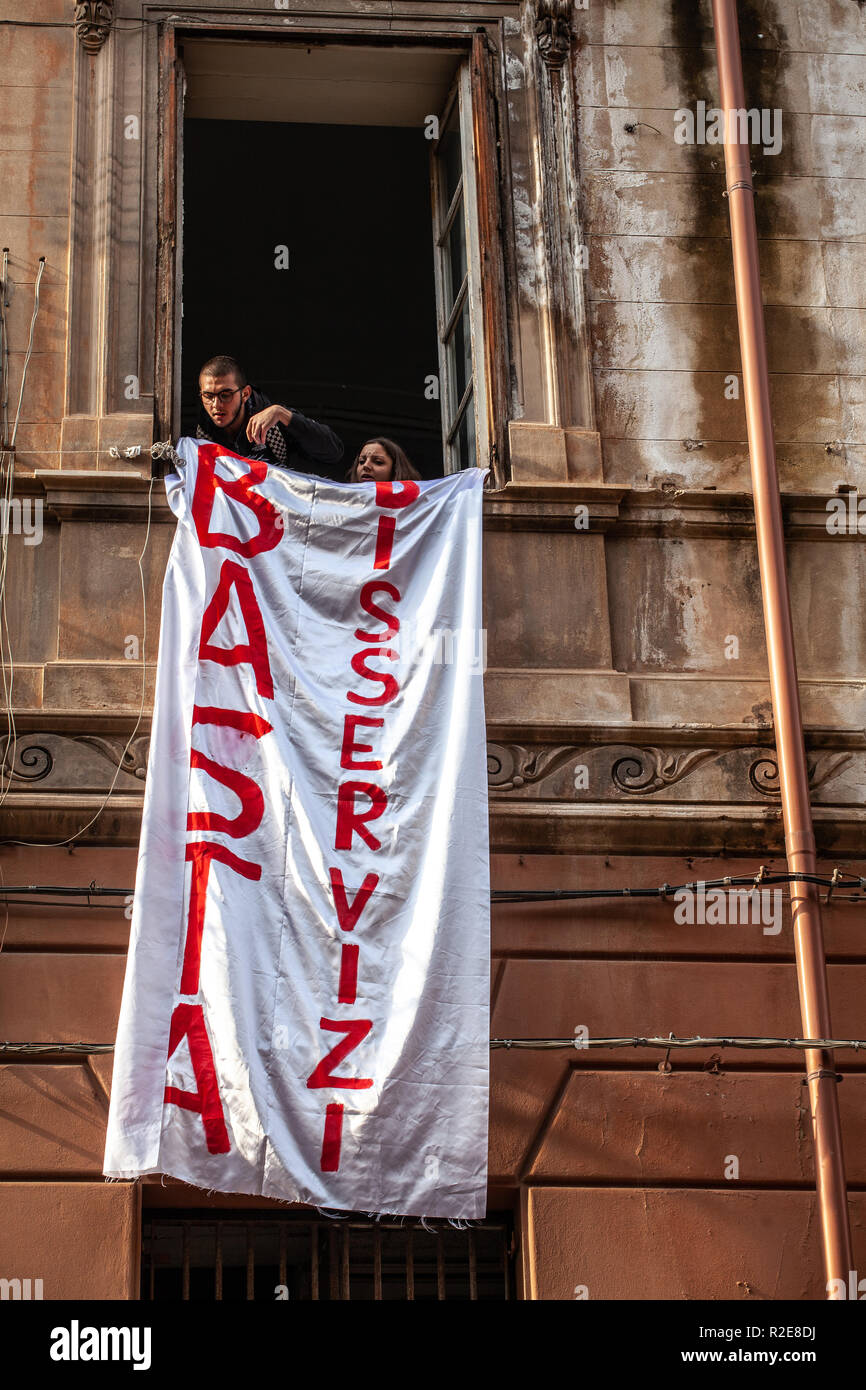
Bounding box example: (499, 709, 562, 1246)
(196, 354, 344, 476)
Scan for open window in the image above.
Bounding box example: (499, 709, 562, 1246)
(156, 33, 507, 480)
(430, 66, 483, 474)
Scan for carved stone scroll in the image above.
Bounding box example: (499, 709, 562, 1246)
(74, 2, 114, 56)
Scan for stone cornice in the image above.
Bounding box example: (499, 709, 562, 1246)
(9, 711, 863, 745)
(4, 794, 862, 855)
(19, 470, 860, 538)
(34, 470, 170, 524)
(2, 722, 862, 851)
(484, 483, 860, 537)
(489, 802, 866, 856)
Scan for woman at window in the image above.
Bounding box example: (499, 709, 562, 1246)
(346, 437, 422, 484)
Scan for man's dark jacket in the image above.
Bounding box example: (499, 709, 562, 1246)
(196, 387, 344, 476)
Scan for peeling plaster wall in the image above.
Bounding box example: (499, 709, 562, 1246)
(577, 0, 866, 496)
(0, 0, 72, 471)
(575, 0, 866, 719)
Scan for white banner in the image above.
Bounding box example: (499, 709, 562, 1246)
(104, 440, 490, 1218)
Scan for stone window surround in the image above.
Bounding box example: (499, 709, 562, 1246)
(63, 2, 602, 491)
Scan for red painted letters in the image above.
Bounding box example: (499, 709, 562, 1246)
(335, 782, 388, 852)
(193, 442, 283, 557)
(328, 869, 379, 932)
(347, 648, 400, 706)
(163, 446, 278, 1155)
(312, 475, 420, 1170)
(306, 1018, 374, 1090)
(180, 841, 262, 995)
(199, 559, 274, 698)
(340, 714, 384, 771)
(163, 1003, 231, 1154)
(355, 580, 401, 642)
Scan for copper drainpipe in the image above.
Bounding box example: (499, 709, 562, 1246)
(710, 0, 853, 1294)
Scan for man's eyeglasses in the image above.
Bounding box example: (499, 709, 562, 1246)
(200, 388, 242, 404)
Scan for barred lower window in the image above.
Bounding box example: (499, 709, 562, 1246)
(142, 1212, 513, 1301)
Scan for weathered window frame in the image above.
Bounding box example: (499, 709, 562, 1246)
(154, 22, 510, 481)
(430, 68, 479, 474)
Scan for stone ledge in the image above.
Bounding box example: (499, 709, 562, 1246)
(629, 675, 866, 730)
(35, 469, 172, 522)
(41, 662, 157, 711)
(16, 467, 858, 539)
(484, 485, 862, 536)
(4, 793, 864, 854)
(485, 669, 633, 723)
(490, 802, 866, 856)
(0, 794, 146, 847)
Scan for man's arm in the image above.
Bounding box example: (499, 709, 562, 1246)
(247, 402, 343, 466)
(279, 408, 344, 467)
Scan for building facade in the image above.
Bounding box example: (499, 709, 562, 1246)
(0, 0, 864, 1299)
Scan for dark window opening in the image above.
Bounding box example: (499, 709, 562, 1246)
(181, 117, 443, 480)
(142, 1211, 513, 1301)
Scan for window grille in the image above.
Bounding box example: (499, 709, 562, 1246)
(142, 1212, 513, 1301)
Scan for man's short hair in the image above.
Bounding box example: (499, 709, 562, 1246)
(199, 355, 248, 387)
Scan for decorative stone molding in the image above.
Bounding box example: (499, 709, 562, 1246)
(2, 729, 863, 853)
(487, 743, 579, 791)
(488, 741, 720, 796)
(611, 748, 719, 796)
(74, 2, 114, 56)
(35, 468, 169, 523)
(747, 752, 855, 800)
(6, 732, 859, 806)
(76, 734, 150, 781)
(521, 0, 595, 437)
(506, 422, 605, 485)
(0, 740, 53, 783)
(534, 0, 573, 70)
(0, 733, 148, 793)
(487, 740, 864, 804)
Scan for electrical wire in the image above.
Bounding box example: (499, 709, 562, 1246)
(0, 863, 8, 957)
(3, 1036, 866, 1058)
(0, 471, 156, 845)
(9, 257, 44, 452)
(0, 871, 862, 905)
(0, 248, 9, 444)
(0, 247, 13, 802)
(0, 437, 183, 845)
(491, 872, 866, 903)
(0, 19, 148, 29)
(0, 885, 131, 898)
(0, 249, 11, 808)
(0, 257, 44, 818)
(490, 1036, 866, 1053)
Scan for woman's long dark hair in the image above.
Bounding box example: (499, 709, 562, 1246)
(345, 437, 422, 483)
